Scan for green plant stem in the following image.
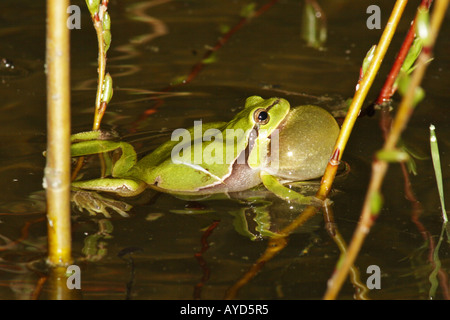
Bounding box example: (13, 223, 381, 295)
(92, 11, 107, 130)
(45, 0, 72, 266)
(72, 1, 110, 180)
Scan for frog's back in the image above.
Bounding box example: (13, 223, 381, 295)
(129, 121, 241, 193)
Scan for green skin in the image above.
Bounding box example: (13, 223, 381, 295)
(70, 96, 340, 217)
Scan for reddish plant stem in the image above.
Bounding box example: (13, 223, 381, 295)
(0, 216, 45, 252)
(193, 220, 220, 300)
(376, 21, 416, 104)
(376, 0, 433, 104)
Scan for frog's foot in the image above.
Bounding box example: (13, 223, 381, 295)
(71, 190, 131, 218)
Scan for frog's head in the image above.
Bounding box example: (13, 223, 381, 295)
(245, 96, 290, 132)
(224, 96, 290, 169)
(236, 96, 290, 137)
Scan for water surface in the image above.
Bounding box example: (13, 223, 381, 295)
(0, 0, 449, 300)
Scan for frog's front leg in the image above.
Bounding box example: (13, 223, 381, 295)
(260, 171, 323, 206)
(71, 136, 146, 196)
(70, 132, 146, 217)
(71, 137, 137, 177)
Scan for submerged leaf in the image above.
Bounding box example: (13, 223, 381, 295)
(301, 0, 327, 49)
(202, 52, 218, 65)
(240, 3, 256, 18)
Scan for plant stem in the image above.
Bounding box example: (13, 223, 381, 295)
(317, 0, 409, 200)
(45, 0, 72, 266)
(376, 0, 433, 104)
(324, 0, 448, 300)
(376, 20, 416, 104)
(72, 0, 111, 180)
(92, 7, 107, 130)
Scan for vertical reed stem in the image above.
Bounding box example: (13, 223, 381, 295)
(45, 0, 72, 266)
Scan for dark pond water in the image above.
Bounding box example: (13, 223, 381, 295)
(0, 0, 449, 300)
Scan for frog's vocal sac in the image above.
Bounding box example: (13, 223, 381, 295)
(70, 96, 339, 216)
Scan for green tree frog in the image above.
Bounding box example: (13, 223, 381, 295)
(70, 96, 339, 217)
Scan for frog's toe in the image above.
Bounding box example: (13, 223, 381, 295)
(71, 190, 131, 218)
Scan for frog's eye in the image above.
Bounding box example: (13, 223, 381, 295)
(254, 109, 270, 125)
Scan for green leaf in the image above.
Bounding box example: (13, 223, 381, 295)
(362, 45, 377, 77)
(397, 74, 425, 107)
(85, 0, 100, 17)
(218, 24, 230, 34)
(240, 3, 256, 18)
(416, 7, 431, 46)
(429, 124, 448, 223)
(101, 73, 113, 104)
(102, 11, 111, 31)
(170, 75, 187, 86)
(103, 30, 111, 52)
(401, 37, 423, 75)
(370, 191, 383, 216)
(376, 149, 410, 162)
(202, 52, 218, 65)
